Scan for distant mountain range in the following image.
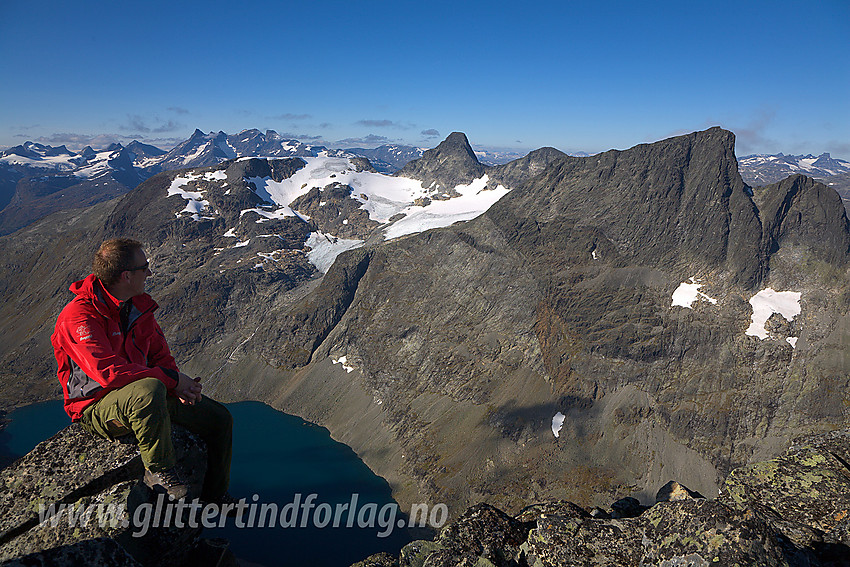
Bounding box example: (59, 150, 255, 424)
(737, 152, 850, 203)
(0, 129, 524, 235)
(1, 129, 848, 236)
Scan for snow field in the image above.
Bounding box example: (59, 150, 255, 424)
(305, 232, 365, 273)
(745, 288, 801, 342)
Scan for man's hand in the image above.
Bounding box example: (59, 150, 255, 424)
(175, 372, 203, 405)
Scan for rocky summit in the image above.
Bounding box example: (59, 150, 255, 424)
(0, 127, 849, 564)
(396, 132, 486, 192)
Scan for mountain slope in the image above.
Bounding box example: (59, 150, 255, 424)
(228, 127, 850, 513)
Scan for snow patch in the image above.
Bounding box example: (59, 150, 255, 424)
(305, 232, 364, 273)
(240, 207, 303, 222)
(745, 288, 801, 340)
(552, 412, 565, 438)
(168, 173, 214, 221)
(183, 141, 210, 164)
(205, 170, 227, 181)
(671, 278, 717, 308)
(332, 355, 355, 373)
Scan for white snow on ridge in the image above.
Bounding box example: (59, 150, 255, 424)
(239, 206, 302, 222)
(236, 157, 512, 241)
(0, 153, 77, 170)
(383, 175, 509, 240)
(671, 278, 717, 308)
(168, 173, 213, 221)
(205, 170, 227, 181)
(305, 232, 364, 273)
(183, 142, 210, 164)
(247, 156, 427, 223)
(74, 150, 115, 178)
(745, 288, 801, 340)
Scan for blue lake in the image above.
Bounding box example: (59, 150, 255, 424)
(0, 399, 412, 567)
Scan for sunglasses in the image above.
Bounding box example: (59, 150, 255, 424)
(125, 261, 149, 272)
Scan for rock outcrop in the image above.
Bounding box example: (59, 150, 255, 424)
(0, 423, 235, 566)
(355, 428, 850, 566)
(396, 132, 485, 192)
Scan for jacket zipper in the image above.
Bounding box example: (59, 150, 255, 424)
(125, 305, 155, 366)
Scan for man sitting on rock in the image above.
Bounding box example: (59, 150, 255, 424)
(51, 238, 233, 503)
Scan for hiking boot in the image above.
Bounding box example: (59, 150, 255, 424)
(144, 467, 189, 500)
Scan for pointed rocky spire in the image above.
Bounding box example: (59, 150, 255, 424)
(395, 131, 485, 190)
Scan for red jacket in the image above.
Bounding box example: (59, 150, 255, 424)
(51, 274, 180, 421)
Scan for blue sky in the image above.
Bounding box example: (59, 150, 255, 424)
(1, 0, 847, 158)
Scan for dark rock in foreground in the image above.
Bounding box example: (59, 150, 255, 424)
(0, 423, 235, 567)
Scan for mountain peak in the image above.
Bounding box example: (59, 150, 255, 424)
(395, 131, 484, 190)
(441, 131, 474, 149)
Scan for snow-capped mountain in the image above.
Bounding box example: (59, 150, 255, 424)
(0, 141, 147, 235)
(738, 153, 850, 186)
(0, 142, 81, 172)
(0, 141, 144, 184)
(154, 134, 524, 282)
(126, 140, 166, 169)
(155, 129, 328, 172)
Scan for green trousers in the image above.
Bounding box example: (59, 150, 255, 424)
(80, 377, 232, 501)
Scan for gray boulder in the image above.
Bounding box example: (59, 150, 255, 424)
(0, 423, 232, 567)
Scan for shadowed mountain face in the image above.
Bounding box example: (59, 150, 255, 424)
(396, 132, 485, 191)
(1, 128, 848, 520)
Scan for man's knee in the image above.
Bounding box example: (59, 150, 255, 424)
(127, 377, 168, 412)
(207, 398, 233, 433)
